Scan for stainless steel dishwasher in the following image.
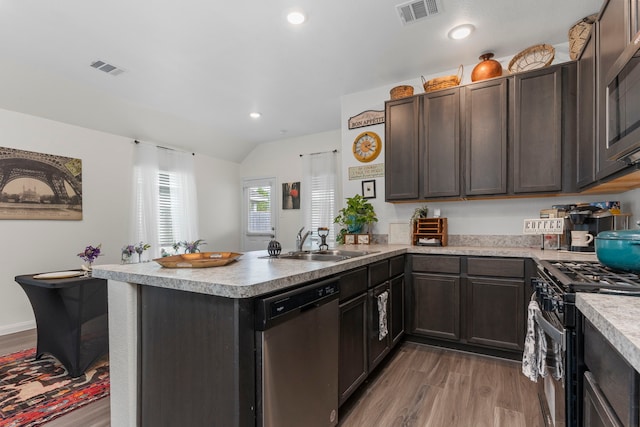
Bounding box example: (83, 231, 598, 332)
(255, 277, 340, 427)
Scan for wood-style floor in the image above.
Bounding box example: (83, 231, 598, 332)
(1, 331, 542, 426)
(340, 342, 544, 427)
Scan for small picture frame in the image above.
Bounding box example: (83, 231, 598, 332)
(362, 179, 376, 199)
(357, 234, 370, 244)
(344, 234, 357, 245)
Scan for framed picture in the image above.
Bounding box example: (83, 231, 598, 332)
(362, 179, 376, 199)
(0, 146, 83, 220)
(282, 182, 300, 210)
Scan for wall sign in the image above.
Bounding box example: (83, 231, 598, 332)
(348, 110, 385, 129)
(348, 163, 385, 180)
(522, 218, 565, 234)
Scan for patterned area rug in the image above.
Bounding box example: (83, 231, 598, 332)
(0, 348, 109, 427)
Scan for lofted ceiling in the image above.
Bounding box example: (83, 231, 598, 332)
(0, 0, 603, 162)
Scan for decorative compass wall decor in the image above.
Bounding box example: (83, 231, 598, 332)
(352, 131, 382, 163)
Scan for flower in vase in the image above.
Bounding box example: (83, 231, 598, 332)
(77, 244, 102, 264)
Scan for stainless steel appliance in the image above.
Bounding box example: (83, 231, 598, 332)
(606, 30, 640, 165)
(530, 261, 640, 426)
(255, 278, 340, 427)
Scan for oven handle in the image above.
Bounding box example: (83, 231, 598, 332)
(534, 310, 565, 352)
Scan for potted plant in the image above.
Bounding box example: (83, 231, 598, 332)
(334, 194, 378, 243)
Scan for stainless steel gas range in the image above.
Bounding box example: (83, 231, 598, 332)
(531, 260, 640, 427)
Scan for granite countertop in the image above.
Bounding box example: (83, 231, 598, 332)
(576, 293, 640, 373)
(92, 244, 599, 298)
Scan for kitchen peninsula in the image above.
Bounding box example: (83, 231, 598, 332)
(92, 244, 603, 427)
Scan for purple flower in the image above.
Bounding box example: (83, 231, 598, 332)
(78, 244, 102, 263)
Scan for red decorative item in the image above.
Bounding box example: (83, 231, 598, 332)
(471, 53, 503, 82)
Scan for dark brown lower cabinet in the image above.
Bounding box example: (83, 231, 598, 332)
(583, 371, 624, 427)
(338, 293, 368, 406)
(409, 255, 528, 355)
(583, 320, 639, 427)
(411, 273, 461, 341)
(368, 281, 391, 371)
(466, 277, 524, 351)
(390, 275, 405, 346)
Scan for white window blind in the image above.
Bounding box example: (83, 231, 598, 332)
(303, 151, 338, 247)
(247, 185, 272, 234)
(157, 172, 175, 247)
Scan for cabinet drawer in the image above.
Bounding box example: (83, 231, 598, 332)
(412, 255, 460, 274)
(467, 257, 524, 278)
(584, 320, 639, 427)
(369, 260, 390, 287)
(389, 255, 405, 277)
(339, 267, 368, 302)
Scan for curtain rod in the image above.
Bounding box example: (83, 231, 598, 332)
(299, 149, 338, 157)
(134, 140, 194, 156)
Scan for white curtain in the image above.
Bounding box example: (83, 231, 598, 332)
(158, 147, 199, 243)
(132, 142, 161, 258)
(302, 151, 339, 247)
(132, 142, 199, 258)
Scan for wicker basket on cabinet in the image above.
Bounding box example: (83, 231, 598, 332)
(412, 218, 448, 246)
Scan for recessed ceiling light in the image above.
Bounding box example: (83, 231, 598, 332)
(448, 24, 475, 40)
(250, 112, 261, 119)
(287, 11, 306, 25)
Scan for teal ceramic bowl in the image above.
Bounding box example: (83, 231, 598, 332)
(595, 230, 640, 273)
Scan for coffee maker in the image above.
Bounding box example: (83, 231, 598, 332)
(568, 206, 615, 252)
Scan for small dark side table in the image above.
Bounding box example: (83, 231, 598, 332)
(14, 272, 109, 377)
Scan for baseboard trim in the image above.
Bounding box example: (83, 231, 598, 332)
(0, 320, 36, 336)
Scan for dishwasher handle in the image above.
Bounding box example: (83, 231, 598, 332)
(256, 277, 340, 330)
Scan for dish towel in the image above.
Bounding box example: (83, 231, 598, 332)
(548, 338, 564, 381)
(522, 297, 547, 381)
(377, 291, 388, 341)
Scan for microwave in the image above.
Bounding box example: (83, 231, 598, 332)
(606, 30, 640, 165)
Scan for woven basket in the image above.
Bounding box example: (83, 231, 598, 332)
(568, 14, 598, 60)
(422, 65, 463, 93)
(508, 44, 555, 74)
(390, 85, 414, 100)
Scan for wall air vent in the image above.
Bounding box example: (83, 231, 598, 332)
(396, 0, 442, 25)
(90, 60, 125, 76)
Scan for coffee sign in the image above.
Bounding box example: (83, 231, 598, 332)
(348, 110, 385, 129)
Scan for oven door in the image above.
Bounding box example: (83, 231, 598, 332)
(535, 310, 567, 427)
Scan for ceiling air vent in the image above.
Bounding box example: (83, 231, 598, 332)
(90, 60, 125, 76)
(396, 0, 442, 25)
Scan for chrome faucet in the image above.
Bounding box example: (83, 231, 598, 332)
(296, 227, 312, 252)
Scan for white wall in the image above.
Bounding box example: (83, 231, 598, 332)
(339, 43, 639, 237)
(0, 108, 240, 334)
(240, 130, 342, 251)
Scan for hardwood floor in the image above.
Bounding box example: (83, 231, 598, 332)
(339, 342, 544, 427)
(1, 331, 542, 426)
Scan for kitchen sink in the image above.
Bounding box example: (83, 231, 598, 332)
(272, 249, 378, 262)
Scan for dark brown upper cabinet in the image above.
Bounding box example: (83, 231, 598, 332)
(420, 88, 461, 198)
(385, 96, 419, 201)
(577, 32, 597, 189)
(512, 63, 577, 195)
(463, 78, 509, 196)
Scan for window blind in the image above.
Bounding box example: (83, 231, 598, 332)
(158, 172, 175, 247)
(247, 185, 272, 234)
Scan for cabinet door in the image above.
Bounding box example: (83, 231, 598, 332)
(411, 273, 460, 341)
(390, 275, 405, 346)
(385, 97, 419, 200)
(466, 277, 524, 351)
(577, 33, 597, 188)
(339, 293, 368, 406)
(513, 66, 563, 193)
(596, 0, 631, 180)
(368, 282, 391, 371)
(464, 78, 509, 195)
(420, 88, 460, 198)
(583, 371, 624, 427)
